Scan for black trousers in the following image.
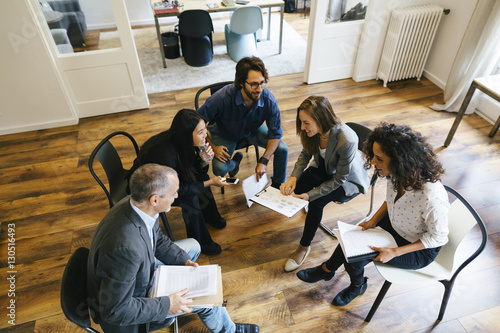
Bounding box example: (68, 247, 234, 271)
(172, 172, 221, 248)
(324, 213, 441, 286)
(295, 159, 356, 247)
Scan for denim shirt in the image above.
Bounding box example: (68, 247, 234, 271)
(197, 84, 283, 141)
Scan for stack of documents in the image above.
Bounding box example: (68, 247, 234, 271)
(242, 174, 308, 218)
(333, 221, 398, 263)
(150, 264, 224, 307)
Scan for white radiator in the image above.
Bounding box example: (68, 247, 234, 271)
(377, 4, 443, 87)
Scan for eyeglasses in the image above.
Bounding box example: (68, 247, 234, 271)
(245, 80, 267, 89)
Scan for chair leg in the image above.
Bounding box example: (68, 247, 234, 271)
(254, 144, 259, 161)
(437, 279, 454, 321)
(160, 212, 175, 241)
(365, 280, 392, 322)
(173, 317, 179, 333)
(320, 222, 337, 238)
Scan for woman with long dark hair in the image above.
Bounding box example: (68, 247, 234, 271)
(280, 96, 370, 271)
(296, 123, 449, 306)
(128, 109, 227, 255)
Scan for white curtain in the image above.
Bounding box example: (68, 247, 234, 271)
(430, 0, 500, 114)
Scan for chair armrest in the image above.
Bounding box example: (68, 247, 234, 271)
(50, 28, 71, 44)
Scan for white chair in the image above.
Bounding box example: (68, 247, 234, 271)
(224, 6, 263, 62)
(365, 185, 488, 322)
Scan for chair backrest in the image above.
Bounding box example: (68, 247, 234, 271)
(179, 10, 213, 38)
(436, 185, 488, 275)
(229, 6, 263, 35)
(345, 122, 371, 151)
(89, 131, 139, 209)
(60, 247, 99, 332)
(194, 81, 233, 110)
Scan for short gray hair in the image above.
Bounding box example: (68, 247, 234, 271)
(129, 164, 177, 204)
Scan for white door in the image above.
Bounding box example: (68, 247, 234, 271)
(304, 0, 365, 84)
(38, 0, 148, 118)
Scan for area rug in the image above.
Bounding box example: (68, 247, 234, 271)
(99, 14, 307, 93)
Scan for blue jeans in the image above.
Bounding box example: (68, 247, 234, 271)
(154, 239, 236, 333)
(210, 124, 288, 184)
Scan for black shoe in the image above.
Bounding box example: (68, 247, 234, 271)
(228, 152, 243, 177)
(297, 264, 335, 283)
(235, 323, 260, 333)
(332, 277, 368, 306)
(201, 242, 221, 255)
(208, 217, 226, 229)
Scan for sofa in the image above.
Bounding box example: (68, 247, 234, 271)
(47, 0, 87, 47)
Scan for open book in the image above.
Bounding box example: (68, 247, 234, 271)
(150, 264, 224, 308)
(250, 186, 308, 218)
(333, 221, 398, 263)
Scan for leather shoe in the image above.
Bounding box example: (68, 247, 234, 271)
(284, 246, 310, 272)
(228, 152, 243, 177)
(296, 264, 335, 283)
(201, 241, 221, 255)
(235, 323, 259, 333)
(332, 277, 368, 306)
(208, 217, 226, 229)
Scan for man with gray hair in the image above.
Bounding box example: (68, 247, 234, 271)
(87, 164, 259, 333)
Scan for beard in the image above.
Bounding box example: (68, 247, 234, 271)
(243, 85, 260, 102)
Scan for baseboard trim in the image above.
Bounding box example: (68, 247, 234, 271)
(0, 118, 78, 136)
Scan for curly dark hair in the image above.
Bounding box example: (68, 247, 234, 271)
(363, 123, 445, 192)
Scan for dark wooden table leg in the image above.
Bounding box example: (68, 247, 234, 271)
(444, 82, 477, 147)
(489, 115, 500, 137)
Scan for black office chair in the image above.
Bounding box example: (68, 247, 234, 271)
(60, 247, 99, 332)
(319, 122, 379, 237)
(178, 10, 214, 67)
(365, 185, 488, 322)
(195, 81, 260, 193)
(88, 131, 175, 240)
(61, 248, 179, 333)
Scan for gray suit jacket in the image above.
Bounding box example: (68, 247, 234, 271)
(290, 123, 370, 201)
(87, 197, 190, 333)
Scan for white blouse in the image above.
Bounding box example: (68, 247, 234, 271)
(386, 181, 449, 248)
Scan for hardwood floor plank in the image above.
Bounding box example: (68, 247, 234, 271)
(459, 305, 500, 332)
(1, 20, 499, 331)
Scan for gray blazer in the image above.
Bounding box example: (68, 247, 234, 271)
(87, 197, 190, 333)
(290, 123, 370, 201)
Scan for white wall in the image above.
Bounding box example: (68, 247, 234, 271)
(84, 0, 177, 29)
(353, 0, 478, 89)
(0, 0, 78, 135)
(423, 0, 477, 88)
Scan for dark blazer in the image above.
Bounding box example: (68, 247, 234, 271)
(87, 197, 190, 333)
(127, 136, 205, 198)
(290, 123, 370, 201)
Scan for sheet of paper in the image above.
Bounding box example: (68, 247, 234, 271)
(153, 265, 218, 298)
(242, 173, 268, 208)
(250, 186, 308, 218)
(336, 221, 398, 259)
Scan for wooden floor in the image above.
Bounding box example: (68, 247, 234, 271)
(1, 11, 500, 333)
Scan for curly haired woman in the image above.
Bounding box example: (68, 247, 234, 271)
(296, 123, 450, 306)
